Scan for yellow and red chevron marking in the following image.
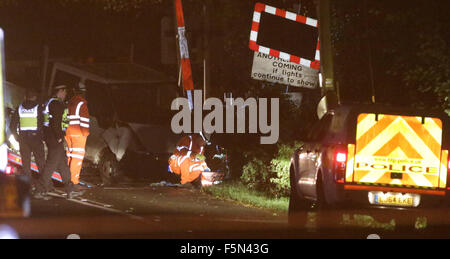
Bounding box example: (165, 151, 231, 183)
(439, 150, 448, 188)
(353, 113, 443, 188)
(345, 144, 355, 182)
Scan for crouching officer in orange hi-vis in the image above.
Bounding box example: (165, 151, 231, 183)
(168, 133, 210, 189)
(65, 83, 89, 188)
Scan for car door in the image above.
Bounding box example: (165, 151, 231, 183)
(297, 119, 321, 198)
(300, 114, 333, 199)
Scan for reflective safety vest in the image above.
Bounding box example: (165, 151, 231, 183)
(43, 97, 67, 130)
(18, 104, 38, 131)
(43, 98, 57, 127)
(62, 108, 69, 131)
(173, 134, 205, 156)
(67, 95, 90, 137)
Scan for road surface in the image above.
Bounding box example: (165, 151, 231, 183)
(0, 177, 449, 238)
(1, 180, 291, 238)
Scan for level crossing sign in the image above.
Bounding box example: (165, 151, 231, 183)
(249, 2, 320, 70)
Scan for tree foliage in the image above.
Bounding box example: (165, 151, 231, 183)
(380, 2, 450, 114)
(331, 0, 449, 115)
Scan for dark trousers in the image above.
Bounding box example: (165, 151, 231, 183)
(182, 175, 202, 189)
(38, 133, 73, 194)
(18, 133, 45, 180)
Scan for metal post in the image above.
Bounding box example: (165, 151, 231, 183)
(317, 0, 338, 109)
(203, 0, 211, 100)
(172, 0, 184, 95)
(203, 59, 206, 102)
(40, 45, 49, 100)
(364, 0, 376, 104)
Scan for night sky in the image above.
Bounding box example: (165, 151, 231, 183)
(0, 1, 162, 62)
(0, 0, 172, 89)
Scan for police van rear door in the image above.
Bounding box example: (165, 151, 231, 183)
(349, 113, 447, 189)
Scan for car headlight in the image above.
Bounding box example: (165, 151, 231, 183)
(0, 143, 8, 172)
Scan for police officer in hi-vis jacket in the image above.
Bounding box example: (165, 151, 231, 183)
(10, 88, 45, 187)
(35, 85, 83, 200)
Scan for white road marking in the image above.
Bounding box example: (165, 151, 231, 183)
(214, 218, 286, 225)
(46, 192, 144, 221)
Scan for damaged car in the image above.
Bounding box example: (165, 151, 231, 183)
(49, 62, 182, 184)
(48, 62, 229, 185)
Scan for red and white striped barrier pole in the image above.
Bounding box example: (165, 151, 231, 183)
(175, 0, 194, 110)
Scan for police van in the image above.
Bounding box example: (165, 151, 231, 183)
(289, 104, 450, 227)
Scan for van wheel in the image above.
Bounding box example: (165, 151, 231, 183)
(99, 149, 121, 185)
(288, 168, 313, 228)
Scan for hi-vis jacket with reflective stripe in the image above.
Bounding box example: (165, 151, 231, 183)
(43, 97, 57, 127)
(173, 134, 206, 157)
(44, 97, 68, 131)
(10, 100, 44, 139)
(168, 134, 210, 184)
(18, 104, 38, 131)
(66, 95, 90, 137)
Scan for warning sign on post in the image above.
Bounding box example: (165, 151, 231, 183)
(251, 52, 319, 89)
(249, 2, 320, 70)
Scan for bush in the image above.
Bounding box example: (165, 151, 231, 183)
(240, 142, 302, 198)
(240, 156, 272, 194)
(269, 141, 301, 197)
(232, 88, 315, 198)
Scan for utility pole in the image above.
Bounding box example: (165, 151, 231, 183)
(40, 45, 49, 100)
(364, 0, 376, 104)
(316, 0, 339, 110)
(203, 0, 211, 101)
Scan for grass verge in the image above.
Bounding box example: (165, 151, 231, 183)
(203, 182, 407, 230)
(202, 181, 289, 212)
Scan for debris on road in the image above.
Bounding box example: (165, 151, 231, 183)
(150, 181, 182, 188)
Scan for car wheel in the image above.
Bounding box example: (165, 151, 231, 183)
(315, 173, 341, 231)
(99, 149, 121, 185)
(288, 167, 313, 228)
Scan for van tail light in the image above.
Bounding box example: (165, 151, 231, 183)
(336, 152, 347, 163)
(334, 151, 347, 183)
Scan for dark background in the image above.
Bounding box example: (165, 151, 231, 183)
(257, 11, 319, 61)
(0, 0, 447, 110)
(0, 0, 448, 174)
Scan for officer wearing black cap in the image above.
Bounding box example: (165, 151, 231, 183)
(9, 88, 45, 185)
(35, 85, 83, 199)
